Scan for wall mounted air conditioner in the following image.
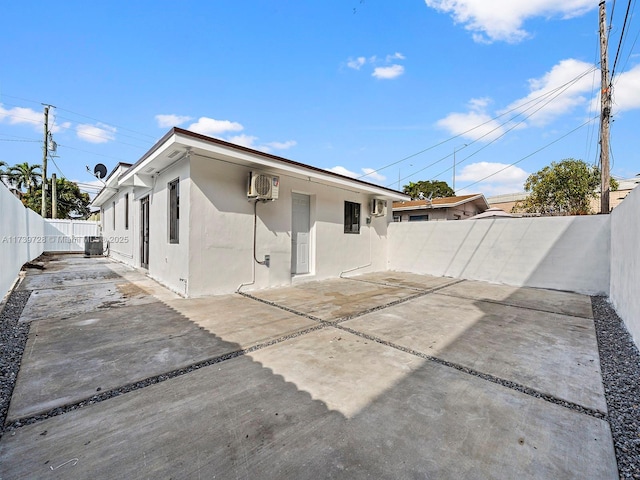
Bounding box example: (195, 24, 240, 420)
(248, 172, 280, 200)
(371, 199, 387, 216)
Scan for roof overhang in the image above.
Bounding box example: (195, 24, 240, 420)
(93, 128, 409, 206)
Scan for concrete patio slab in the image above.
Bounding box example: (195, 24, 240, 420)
(7, 301, 235, 421)
(17, 265, 122, 291)
(165, 295, 318, 349)
(345, 270, 458, 291)
(18, 280, 158, 323)
(0, 255, 619, 478)
(249, 277, 419, 321)
(342, 292, 606, 413)
(0, 342, 617, 479)
(437, 278, 594, 318)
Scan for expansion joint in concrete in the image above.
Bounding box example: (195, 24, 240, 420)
(334, 324, 608, 422)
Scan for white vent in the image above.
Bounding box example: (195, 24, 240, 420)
(248, 172, 280, 200)
(371, 199, 387, 216)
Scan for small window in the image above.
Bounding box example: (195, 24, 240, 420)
(344, 201, 361, 234)
(124, 193, 129, 230)
(393, 215, 401, 222)
(169, 178, 180, 244)
(409, 214, 429, 222)
(112, 201, 116, 230)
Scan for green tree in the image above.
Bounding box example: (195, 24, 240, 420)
(514, 158, 618, 215)
(0, 161, 8, 186)
(23, 178, 91, 219)
(403, 180, 455, 200)
(8, 162, 42, 194)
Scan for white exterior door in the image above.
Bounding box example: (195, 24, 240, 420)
(291, 193, 310, 274)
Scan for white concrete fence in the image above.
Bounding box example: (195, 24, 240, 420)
(0, 183, 100, 300)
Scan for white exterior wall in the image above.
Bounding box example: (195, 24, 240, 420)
(147, 161, 191, 296)
(100, 187, 136, 264)
(610, 186, 640, 346)
(0, 184, 44, 299)
(99, 160, 190, 296)
(388, 215, 610, 295)
(187, 155, 389, 296)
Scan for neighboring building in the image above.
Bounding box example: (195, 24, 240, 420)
(469, 207, 514, 220)
(392, 194, 489, 222)
(91, 128, 408, 297)
(487, 177, 640, 214)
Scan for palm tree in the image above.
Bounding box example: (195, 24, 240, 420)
(0, 161, 8, 186)
(9, 162, 42, 194)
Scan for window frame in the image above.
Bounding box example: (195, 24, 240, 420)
(124, 193, 129, 230)
(168, 178, 180, 244)
(344, 201, 361, 234)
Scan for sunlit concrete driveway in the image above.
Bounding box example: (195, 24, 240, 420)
(0, 254, 617, 479)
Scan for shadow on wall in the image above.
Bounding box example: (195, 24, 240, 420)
(388, 215, 611, 295)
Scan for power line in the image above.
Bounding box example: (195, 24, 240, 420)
(368, 64, 597, 184)
(610, 0, 634, 80)
(388, 65, 598, 188)
(456, 115, 599, 194)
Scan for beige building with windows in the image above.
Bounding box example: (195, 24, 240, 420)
(392, 194, 490, 222)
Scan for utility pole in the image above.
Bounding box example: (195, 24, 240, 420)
(599, 0, 611, 214)
(51, 173, 57, 219)
(41, 105, 50, 217)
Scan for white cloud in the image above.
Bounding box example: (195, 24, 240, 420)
(360, 168, 387, 182)
(612, 64, 640, 113)
(76, 123, 117, 143)
(155, 114, 193, 128)
(327, 166, 386, 183)
(424, 0, 596, 43)
(226, 134, 259, 149)
(437, 58, 598, 140)
(347, 57, 366, 70)
(503, 58, 595, 126)
(50, 121, 71, 134)
(0, 104, 42, 128)
(373, 64, 405, 80)
(386, 52, 406, 61)
(187, 117, 244, 136)
(264, 140, 297, 150)
(437, 98, 506, 141)
(456, 161, 529, 195)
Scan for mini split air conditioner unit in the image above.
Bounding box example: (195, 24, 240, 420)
(248, 172, 280, 200)
(371, 199, 387, 216)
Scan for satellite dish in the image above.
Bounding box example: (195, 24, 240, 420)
(94, 164, 108, 179)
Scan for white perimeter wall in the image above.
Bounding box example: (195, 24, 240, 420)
(610, 185, 640, 345)
(389, 215, 610, 295)
(43, 219, 100, 252)
(188, 155, 389, 296)
(0, 184, 44, 299)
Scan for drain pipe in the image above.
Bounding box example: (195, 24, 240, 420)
(237, 200, 268, 292)
(340, 218, 373, 278)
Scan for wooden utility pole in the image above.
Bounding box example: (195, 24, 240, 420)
(51, 173, 57, 219)
(599, 0, 611, 214)
(41, 105, 50, 217)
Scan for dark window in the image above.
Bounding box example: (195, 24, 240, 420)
(112, 201, 116, 230)
(393, 215, 401, 222)
(169, 179, 180, 243)
(344, 201, 361, 234)
(124, 193, 129, 230)
(409, 214, 429, 222)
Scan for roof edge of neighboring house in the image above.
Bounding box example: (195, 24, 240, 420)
(392, 193, 489, 211)
(92, 127, 409, 207)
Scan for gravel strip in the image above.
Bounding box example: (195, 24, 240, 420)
(592, 296, 640, 480)
(0, 289, 31, 437)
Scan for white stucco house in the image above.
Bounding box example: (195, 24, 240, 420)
(91, 127, 409, 297)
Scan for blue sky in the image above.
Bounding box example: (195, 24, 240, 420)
(1, 0, 638, 198)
